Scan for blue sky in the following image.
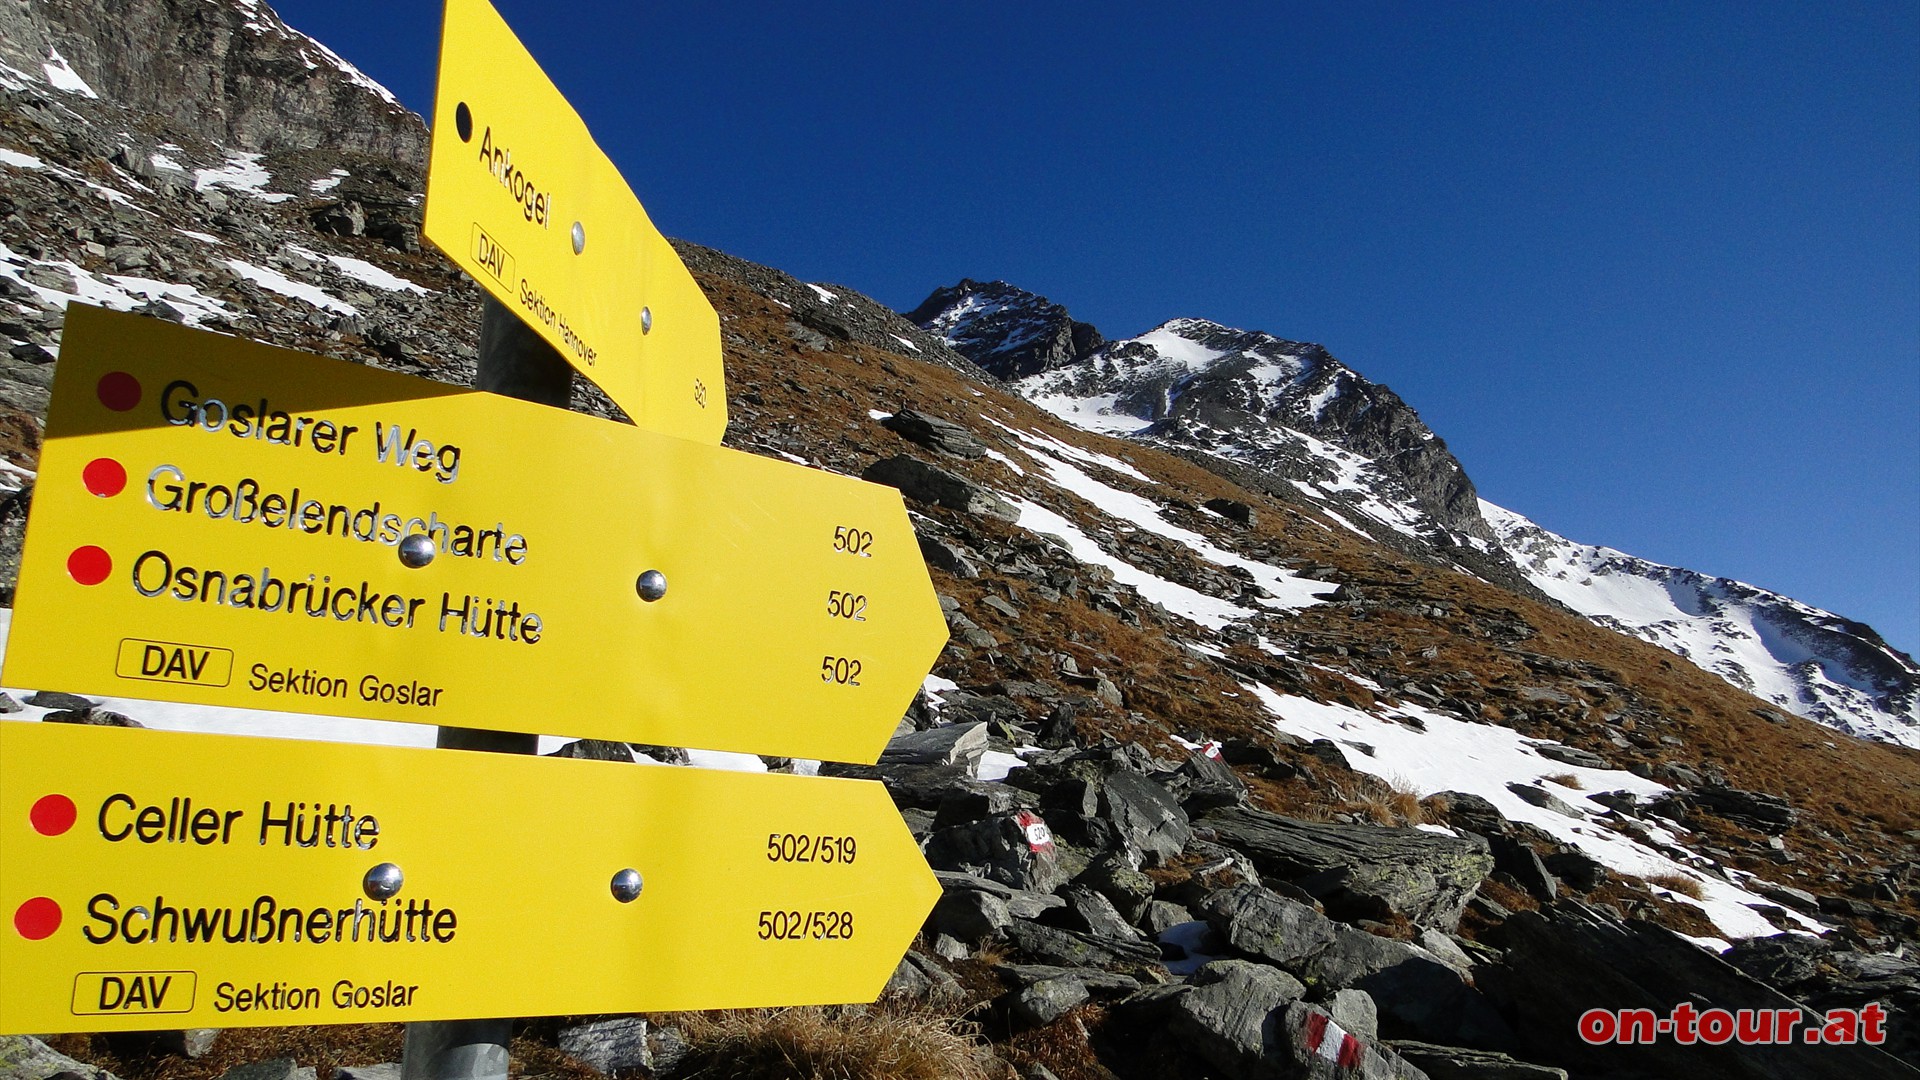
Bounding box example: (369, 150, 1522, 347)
(273, 1, 1919, 656)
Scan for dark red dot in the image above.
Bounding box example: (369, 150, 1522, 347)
(96, 372, 141, 412)
(13, 897, 60, 940)
(66, 546, 111, 585)
(82, 458, 126, 498)
(30, 794, 75, 836)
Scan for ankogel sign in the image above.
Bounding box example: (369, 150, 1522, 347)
(423, 0, 727, 444)
(0, 722, 940, 1031)
(2, 307, 946, 763)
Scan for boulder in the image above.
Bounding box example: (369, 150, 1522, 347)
(861, 455, 1018, 521)
(1196, 884, 1337, 967)
(924, 811, 1065, 892)
(880, 409, 989, 458)
(1304, 924, 1515, 1050)
(1002, 919, 1161, 969)
(881, 721, 989, 770)
(1200, 806, 1493, 929)
(1163, 960, 1307, 1080)
(1484, 901, 1917, 1079)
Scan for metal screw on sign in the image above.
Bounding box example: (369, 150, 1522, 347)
(363, 862, 405, 901)
(640, 306, 652, 334)
(398, 534, 437, 568)
(636, 570, 668, 602)
(571, 222, 585, 255)
(610, 868, 644, 903)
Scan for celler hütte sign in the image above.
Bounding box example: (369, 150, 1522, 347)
(2, 307, 946, 764)
(0, 721, 940, 1032)
(423, 0, 727, 445)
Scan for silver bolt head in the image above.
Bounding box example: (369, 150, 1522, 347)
(398, 533, 436, 568)
(640, 306, 653, 334)
(636, 569, 668, 602)
(610, 868, 643, 903)
(363, 862, 404, 901)
(571, 221, 586, 255)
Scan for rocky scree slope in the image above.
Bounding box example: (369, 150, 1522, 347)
(0, 4, 1914, 1079)
(911, 278, 1920, 751)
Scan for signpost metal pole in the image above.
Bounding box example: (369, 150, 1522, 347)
(402, 296, 569, 1080)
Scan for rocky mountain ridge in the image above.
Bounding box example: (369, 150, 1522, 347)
(910, 278, 1920, 750)
(0, 3, 1912, 1080)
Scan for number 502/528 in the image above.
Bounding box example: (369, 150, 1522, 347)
(757, 910, 854, 940)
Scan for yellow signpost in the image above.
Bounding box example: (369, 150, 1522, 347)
(423, 0, 726, 444)
(2, 307, 946, 764)
(0, 721, 939, 1031)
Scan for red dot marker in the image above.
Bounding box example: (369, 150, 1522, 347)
(13, 897, 60, 940)
(66, 546, 111, 585)
(29, 794, 75, 836)
(82, 458, 126, 498)
(96, 372, 141, 412)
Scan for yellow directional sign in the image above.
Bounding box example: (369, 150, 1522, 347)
(0, 721, 940, 1032)
(3, 307, 946, 763)
(423, 0, 726, 444)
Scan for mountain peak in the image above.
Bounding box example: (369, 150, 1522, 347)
(907, 278, 1103, 380)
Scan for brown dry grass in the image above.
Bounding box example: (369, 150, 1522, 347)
(43, 1026, 409, 1080)
(1544, 772, 1584, 789)
(1643, 872, 1707, 900)
(664, 1003, 994, 1080)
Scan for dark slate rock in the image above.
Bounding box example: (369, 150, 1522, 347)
(558, 1017, 651, 1075)
(1002, 919, 1161, 969)
(1436, 790, 1510, 835)
(925, 811, 1067, 893)
(861, 455, 1018, 521)
(927, 886, 1011, 943)
(1540, 850, 1606, 893)
(881, 409, 989, 458)
(1486, 834, 1557, 902)
(1329, 988, 1379, 1042)
(1304, 924, 1515, 1050)
(1504, 783, 1583, 818)
(1041, 885, 1145, 943)
(0, 1035, 122, 1080)
(1387, 1042, 1568, 1079)
(917, 535, 981, 578)
(26, 691, 96, 710)
(883, 951, 966, 1008)
(1074, 853, 1156, 924)
(0, 693, 20, 713)
(998, 963, 1142, 997)
(102, 1030, 219, 1060)
(332, 1067, 398, 1080)
(1483, 901, 1917, 1079)
(1143, 900, 1196, 937)
(1197, 884, 1337, 968)
(1691, 785, 1798, 834)
(1010, 975, 1088, 1026)
(1169, 746, 1250, 813)
(1204, 498, 1256, 526)
(1531, 743, 1610, 770)
(43, 707, 142, 727)
(881, 721, 989, 769)
(1164, 959, 1308, 1080)
(1276, 1001, 1433, 1080)
(933, 871, 1066, 920)
(543, 739, 633, 762)
(1201, 806, 1493, 929)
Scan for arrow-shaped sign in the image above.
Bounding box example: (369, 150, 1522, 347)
(0, 721, 939, 1032)
(2, 307, 946, 763)
(424, 0, 727, 444)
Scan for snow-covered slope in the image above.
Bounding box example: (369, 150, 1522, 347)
(1485, 501, 1920, 749)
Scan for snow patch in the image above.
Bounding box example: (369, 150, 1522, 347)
(41, 49, 96, 98)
